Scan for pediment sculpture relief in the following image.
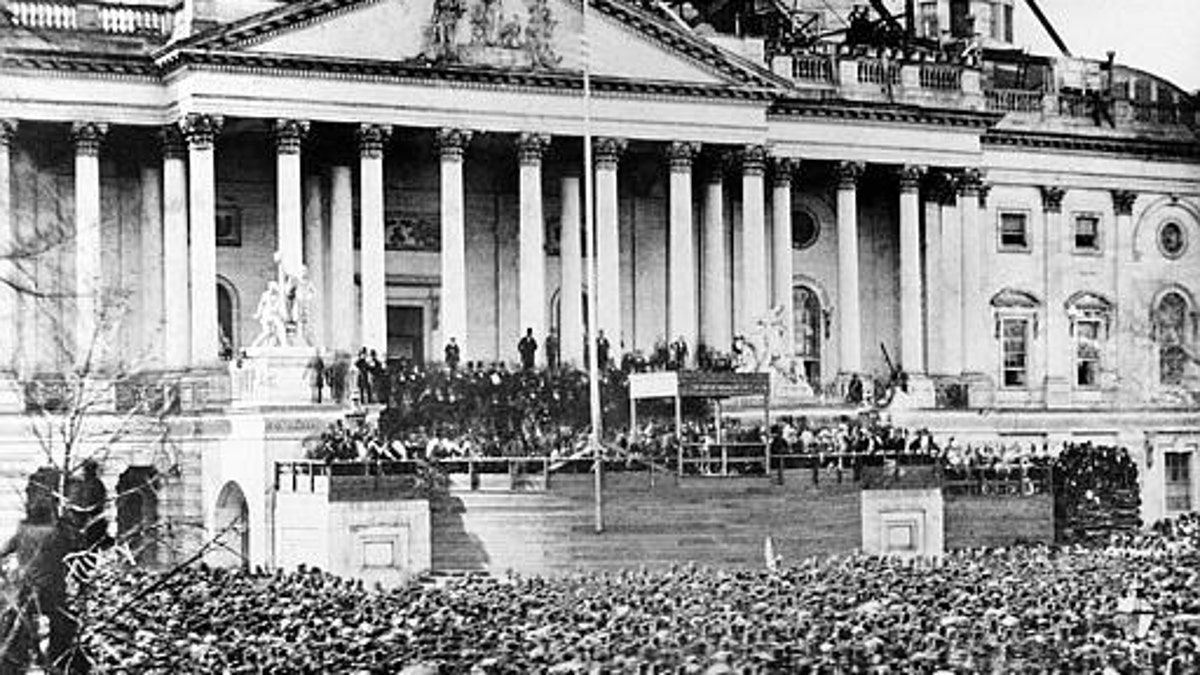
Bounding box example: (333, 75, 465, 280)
(425, 0, 560, 69)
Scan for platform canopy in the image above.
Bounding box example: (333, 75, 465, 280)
(627, 372, 771, 401)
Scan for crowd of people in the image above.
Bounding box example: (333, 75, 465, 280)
(69, 514, 1200, 672)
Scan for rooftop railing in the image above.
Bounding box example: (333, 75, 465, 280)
(6, 0, 175, 37)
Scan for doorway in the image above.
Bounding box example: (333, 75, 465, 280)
(388, 306, 424, 364)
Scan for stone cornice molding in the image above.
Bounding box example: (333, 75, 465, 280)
(769, 99, 1002, 129)
(740, 144, 769, 176)
(984, 130, 1200, 161)
(1111, 189, 1137, 216)
(667, 141, 701, 173)
(356, 124, 392, 159)
(834, 160, 865, 190)
(159, 125, 187, 160)
(771, 157, 796, 187)
(70, 121, 108, 157)
(0, 120, 17, 148)
(897, 164, 925, 192)
(273, 119, 311, 155)
(1040, 186, 1066, 214)
(593, 137, 627, 171)
(435, 128, 473, 162)
(180, 114, 224, 150)
(516, 132, 551, 167)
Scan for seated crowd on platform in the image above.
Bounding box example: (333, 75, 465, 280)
(75, 514, 1200, 673)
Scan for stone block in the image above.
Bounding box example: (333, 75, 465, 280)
(861, 488, 944, 559)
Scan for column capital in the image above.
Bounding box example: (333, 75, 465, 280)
(436, 127, 473, 162)
(70, 122, 108, 157)
(701, 151, 730, 183)
(667, 141, 700, 173)
(1040, 185, 1066, 214)
(1111, 189, 1137, 216)
(356, 124, 393, 159)
(834, 160, 865, 189)
(273, 119, 310, 155)
(0, 120, 17, 148)
(957, 168, 985, 196)
(771, 157, 797, 187)
(897, 164, 926, 192)
(593, 137, 627, 170)
(517, 132, 551, 166)
(930, 170, 958, 206)
(180, 114, 224, 151)
(740, 144, 769, 176)
(159, 125, 187, 160)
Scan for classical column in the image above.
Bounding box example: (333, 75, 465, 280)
(1041, 185, 1068, 405)
(182, 114, 222, 366)
(437, 128, 472, 357)
(937, 171, 963, 374)
(273, 119, 309, 277)
(1111, 189, 1136, 386)
(701, 156, 729, 353)
(958, 168, 984, 374)
(559, 171, 584, 367)
(740, 145, 769, 334)
(667, 141, 699, 361)
(357, 124, 390, 356)
(161, 126, 190, 369)
(594, 137, 625, 348)
(898, 165, 925, 374)
(71, 122, 107, 362)
(835, 160, 865, 374)
(303, 173, 325, 348)
(139, 157, 164, 366)
(0, 121, 15, 373)
(922, 186, 942, 375)
(329, 166, 355, 353)
(517, 132, 550, 359)
(771, 157, 795, 353)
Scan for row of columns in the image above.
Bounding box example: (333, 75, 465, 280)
(1, 116, 966, 383)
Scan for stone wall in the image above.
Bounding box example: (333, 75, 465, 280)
(944, 493, 1055, 549)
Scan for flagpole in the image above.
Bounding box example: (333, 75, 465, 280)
(582, 0, 604, 534)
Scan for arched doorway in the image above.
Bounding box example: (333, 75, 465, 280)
(116, 467, 159, 564)
(213, 481, 249, 569)
(793, 286, 823, 386)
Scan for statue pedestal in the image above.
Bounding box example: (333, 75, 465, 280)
(769, 370, 814, 404)
(231, 346, 319, 407)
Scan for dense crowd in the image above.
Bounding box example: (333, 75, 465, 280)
(69, 515, 1200, 673)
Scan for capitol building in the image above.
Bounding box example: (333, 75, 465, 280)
(0, 0, 1197, 569)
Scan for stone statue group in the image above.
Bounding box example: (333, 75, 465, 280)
(251, 252, 315, 349)
(735, 305, 813, 395)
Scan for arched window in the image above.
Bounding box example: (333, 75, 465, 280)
(1155, 291, 1191, 386)
(793, 286, 823, 385)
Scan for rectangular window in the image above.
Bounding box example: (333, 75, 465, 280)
(1075, 319, 1101, 387)
(1074, 215, 1100, 252)
(999, 212, 1029, 250)
(1165, 452, 1192, 512)
(919, 1, 939, 38)
(950, 0, 972, 38)
(1001, 318, 1029, 388)
(1003, 4, 1013, 42)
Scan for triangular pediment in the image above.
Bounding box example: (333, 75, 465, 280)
(188, 0, 773, 88)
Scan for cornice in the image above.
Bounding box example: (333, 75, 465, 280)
(158, 50, 777, 102)
(769, 99, 1002, 129)
(983, 129, 1200, 161)
(0, 49, 158, 80)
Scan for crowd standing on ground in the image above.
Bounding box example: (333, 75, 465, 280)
(65, 514, 1200, 673)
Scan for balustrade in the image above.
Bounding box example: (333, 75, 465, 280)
(7, 0, 173, 35)
(986, 88, 1044, 113)
(918, 63, 962, 91)
(857, 59, 901, 86)
(791, 54, 834, 83)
